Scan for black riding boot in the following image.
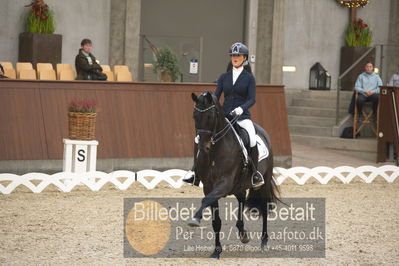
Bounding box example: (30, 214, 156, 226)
(250, 147, 264, 189)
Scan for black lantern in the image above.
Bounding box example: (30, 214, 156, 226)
(309, 62, 331, 90)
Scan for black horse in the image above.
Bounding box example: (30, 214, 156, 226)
(187, 91, 279, 259)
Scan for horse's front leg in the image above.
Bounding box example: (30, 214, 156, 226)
(235, 192, 249, 243)
(210, 201, 222, 259)
(261, 208, 269, 249)
(188, 180, 232, 227)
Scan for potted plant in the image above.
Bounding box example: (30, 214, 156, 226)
(68, 99, 98, 140)
(19, 0, 62, 67)
(339, 18, 375, 90)
(345, 18, 372, 47)
(26, 0, 55, 34)
(153, 47, 181, 82)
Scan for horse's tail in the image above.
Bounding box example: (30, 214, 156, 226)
(245, 124, 280, 215)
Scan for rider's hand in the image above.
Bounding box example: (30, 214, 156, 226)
(230, 107, 243, 116)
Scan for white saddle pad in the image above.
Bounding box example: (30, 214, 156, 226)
(256, 135, 269, 162)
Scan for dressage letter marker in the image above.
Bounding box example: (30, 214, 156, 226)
(63, 139, 99, 173)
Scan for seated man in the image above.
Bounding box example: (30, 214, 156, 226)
(75, 39, 106, 80)
(0, 64, 8, 79)
(354, 62, 382, 121)
(388, 64, 399, 86)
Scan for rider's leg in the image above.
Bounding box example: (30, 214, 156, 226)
(237, 119, 264, 188)
(183, 136, 199, 185)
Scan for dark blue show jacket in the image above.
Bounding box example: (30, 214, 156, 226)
(215, 69, 256, 120)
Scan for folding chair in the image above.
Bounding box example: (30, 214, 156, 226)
(103, 71, 115, 81)
(19, 69, 37, 80)
(4, 69, 16, 79)
(116, 71, 132, 82)
(353, 92, 379, 138)
(37, 63, 54, 78)
(0, 62, 13, 70)
(16, 62, 33, 78)
(59, 70, 76, 81)
(39, 69, 56, 80)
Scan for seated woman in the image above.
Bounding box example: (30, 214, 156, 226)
(75, 39, 106, 80)
(0, 64, 8, 79)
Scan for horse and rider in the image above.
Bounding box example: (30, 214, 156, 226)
(183, 43, 279, 259)
(184, 42, 265, 188)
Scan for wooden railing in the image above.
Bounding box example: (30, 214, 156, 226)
(0, 80, 291, 160)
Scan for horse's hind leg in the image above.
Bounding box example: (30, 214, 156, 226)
(235, 192, 249, 243)
(210, 201, 222, 259)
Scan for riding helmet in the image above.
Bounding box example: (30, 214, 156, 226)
(229, 42, 249, 56)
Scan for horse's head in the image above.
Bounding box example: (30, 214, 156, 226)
(191, 91, 221, 152)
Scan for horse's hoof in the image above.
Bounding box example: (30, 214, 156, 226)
(209, 252, 220, 259)
(261, 238, 268, 250)
(187, 217, 200, 227)
(209, 248, 222, 259)
(239, 231, 250, 244)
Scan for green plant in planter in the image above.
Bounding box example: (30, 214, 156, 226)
(345, 18, 372, 47)
(26, 1, 55, 34)
(153, 47, 181, 82)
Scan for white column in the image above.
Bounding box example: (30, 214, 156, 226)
(245, 0, 259, 74)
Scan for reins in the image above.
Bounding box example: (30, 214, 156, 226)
(194, 104, 240, 145)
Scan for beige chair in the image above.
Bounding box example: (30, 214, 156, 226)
(59, 70, 76, 81)
(56, 64, 74, 79)
(4, 69, 16, 79)
(103, 71, 115, 81)
(39, 69, 56, 80)
(114, 65, 129, 75)
(37, 63, 54, 78)
(16, 62, 33, 78)
(19, 69, 37, 80)
(0, 62, 13, 70)
(116, 71, 133, 82)
(101, 65, 111, 72)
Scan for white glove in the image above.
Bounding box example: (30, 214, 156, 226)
(231, 107, 243, 116)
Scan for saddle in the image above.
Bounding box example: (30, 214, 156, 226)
(228, 119, 269, 164)
(233, 123, 251, 150)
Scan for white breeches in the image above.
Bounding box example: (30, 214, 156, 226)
(237, 119, 256, 147)
(194, 119, 256, 147)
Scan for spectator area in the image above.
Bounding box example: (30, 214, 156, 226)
(0, 62, 133, 82)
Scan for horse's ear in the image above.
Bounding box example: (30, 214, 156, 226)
(205, 91, 213, 103)
(191, 93, 198, 103)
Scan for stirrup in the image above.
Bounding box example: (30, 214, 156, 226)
(182, 171, 195, 185)
(251, 171, 265, 189)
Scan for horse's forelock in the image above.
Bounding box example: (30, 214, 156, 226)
(196, 92, 222, 113)
(197, 92, 212, 105)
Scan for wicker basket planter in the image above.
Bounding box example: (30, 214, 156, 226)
(68, 112, 97, 140)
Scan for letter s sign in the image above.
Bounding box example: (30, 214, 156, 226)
(77, 149, 86, 162)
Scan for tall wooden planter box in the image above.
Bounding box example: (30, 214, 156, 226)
(18, 32, 62, 68)
(339, 46, 375, 91)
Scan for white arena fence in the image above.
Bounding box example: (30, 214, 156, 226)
(0, 165, 398, 194)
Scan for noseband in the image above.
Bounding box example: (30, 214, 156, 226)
(194, 104, 239, 145)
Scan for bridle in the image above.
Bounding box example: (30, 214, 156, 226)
(194, 103, 239, 145)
